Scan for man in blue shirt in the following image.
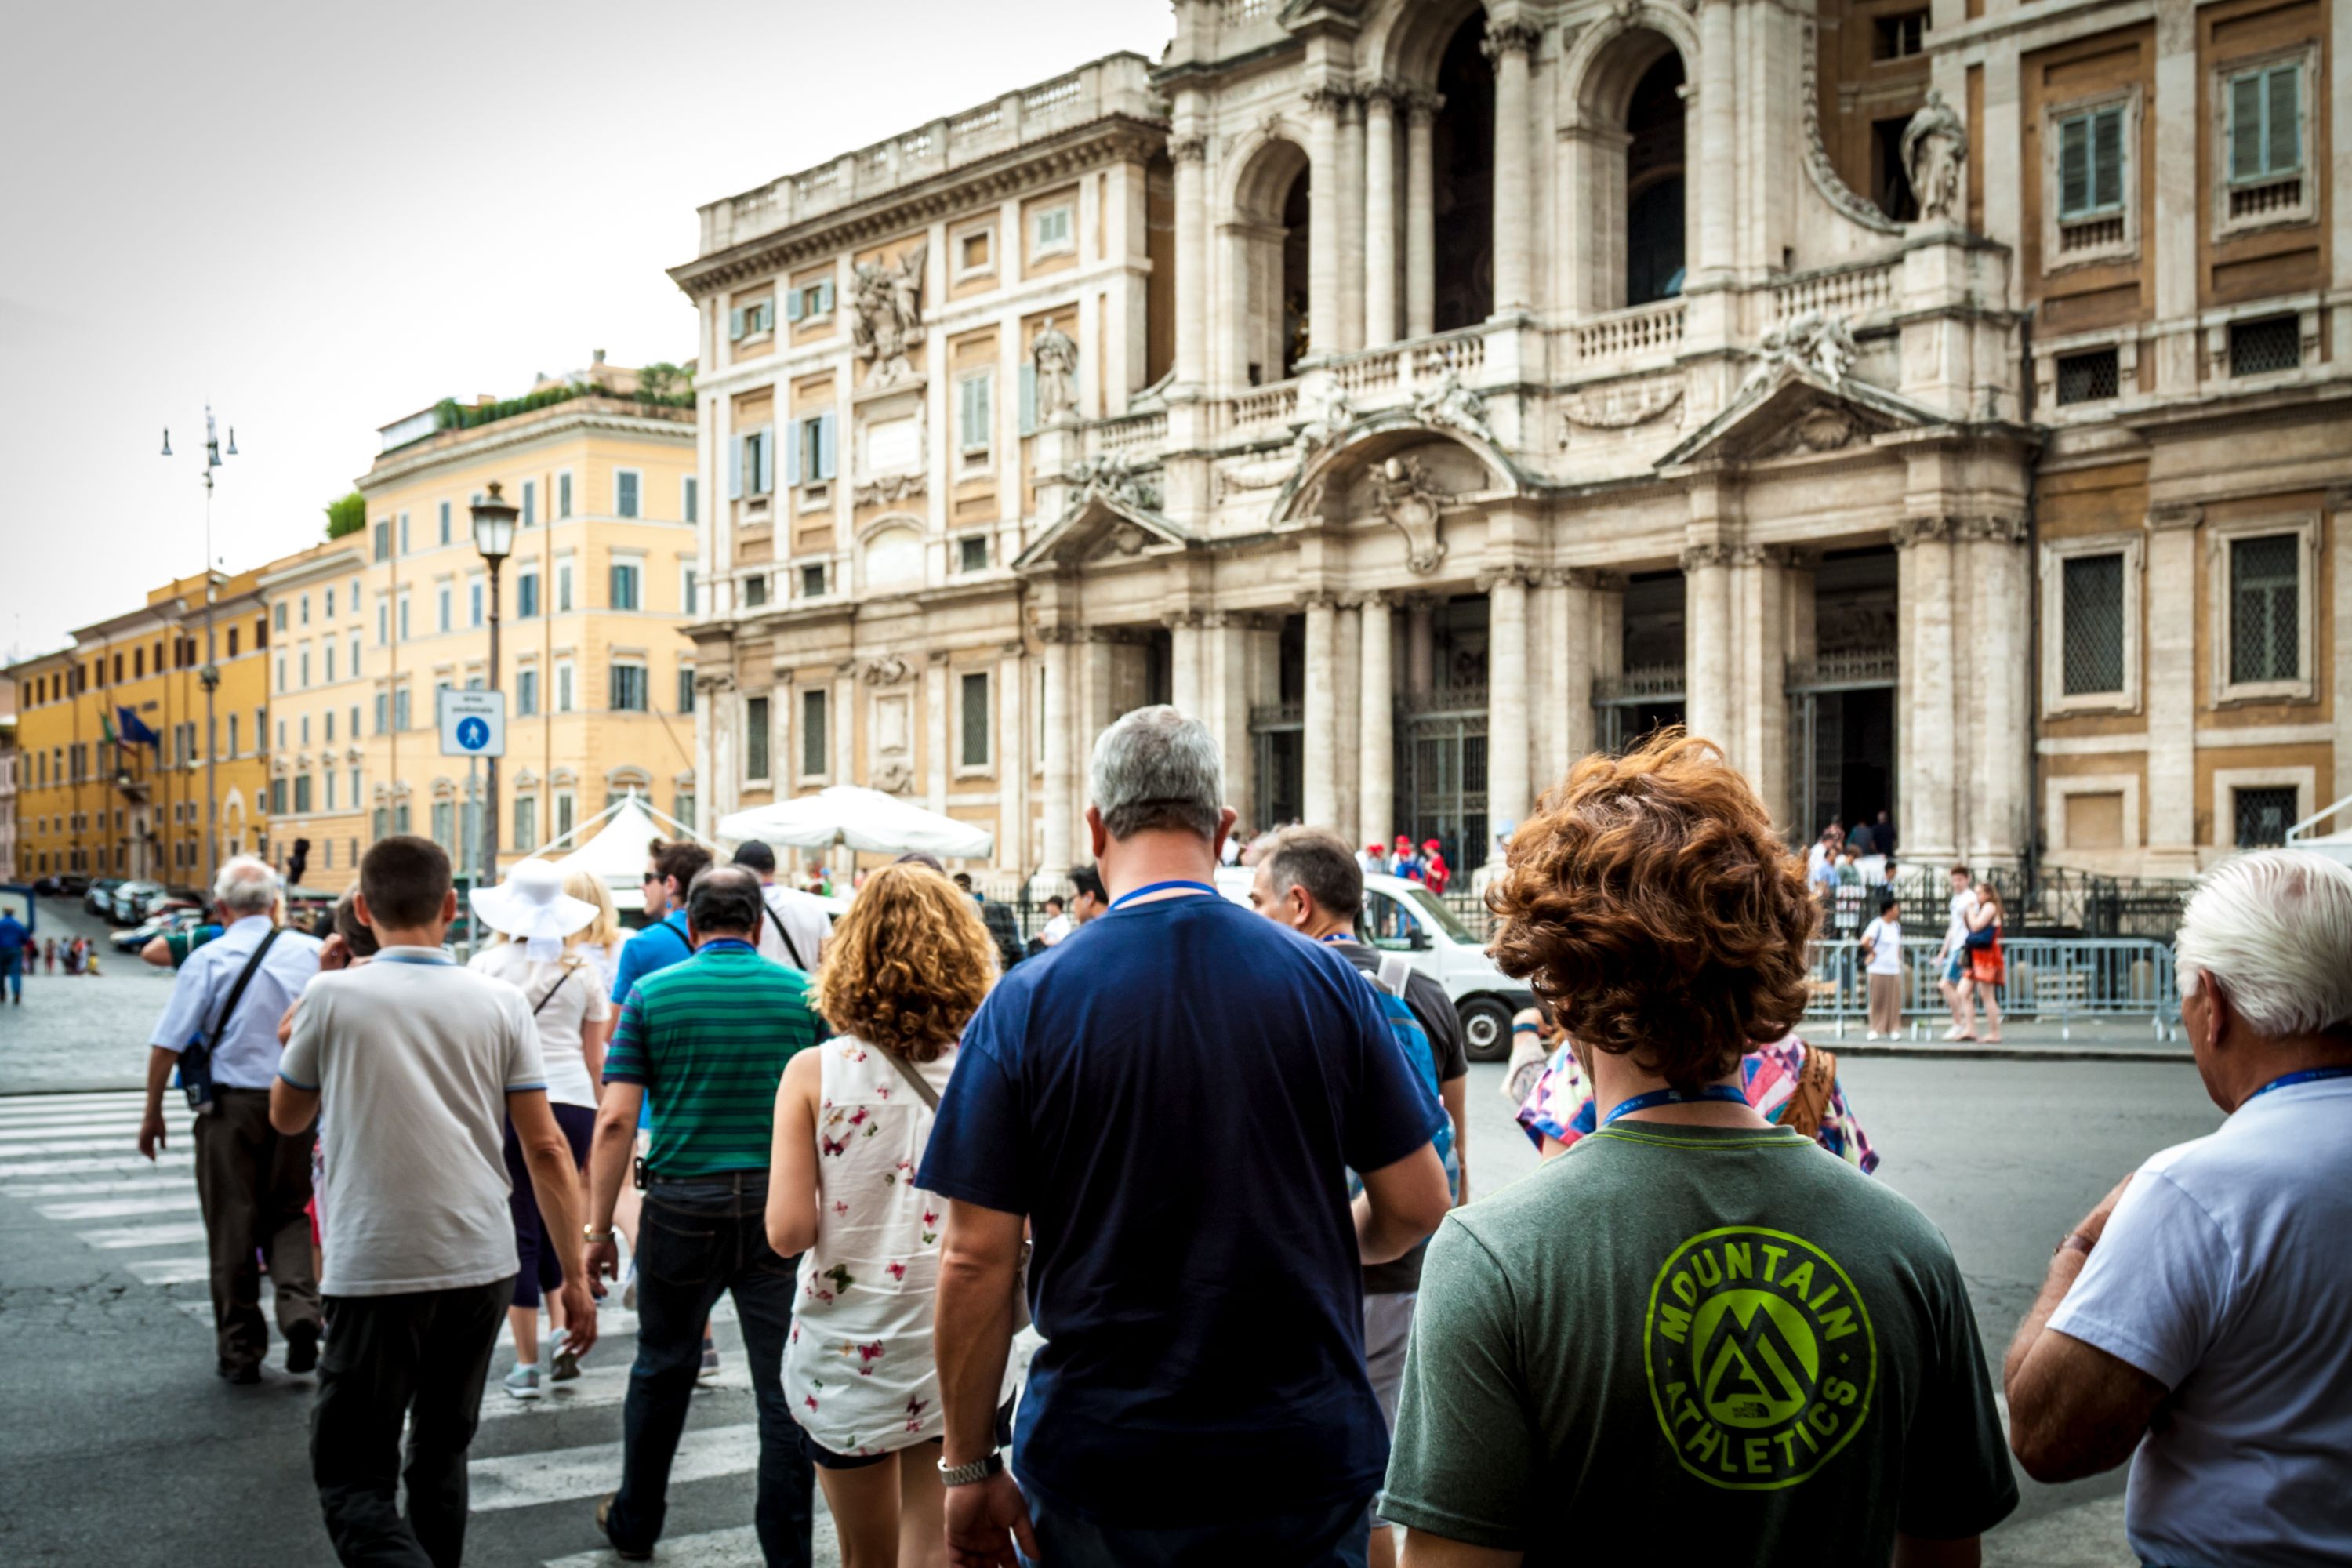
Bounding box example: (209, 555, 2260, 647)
(609, 840, 712, 1009)
(0, 903, 27, 1004)
(139, 856, 325, 1381)
(920, 706, 1453, 1567)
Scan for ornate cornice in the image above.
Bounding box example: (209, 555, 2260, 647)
(1679, 543, 1734, 571)
(1169, 134, 1210, 165)
(1959, 514, 2029, 543)
(359, 405, 694, 494)
(1799, 20, 1904, 237)
(1406, 89, 1446, 119)
(1890, 514, 1958, 549)
(670, 118, 1168, 300)
(1303, 80, 1356, 114)
(2325, 484, 2352, 512)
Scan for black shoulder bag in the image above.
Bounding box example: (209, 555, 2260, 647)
(181, 927, 284, 1112)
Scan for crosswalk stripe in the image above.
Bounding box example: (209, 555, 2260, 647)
(0, 1155, 191, 1177)
(82, 1219, 210, 1249)
(470, 1421, 760, 1513)
(0, 1101, 149, 1123)
(42, 1193, 201, 1220)
(0, 1091, 149, 1109)
(132, 1256, 214, 1285)
(0, 1137, 147, 1159)
(0, 1120, 145, 1142)
(479, 1359, 752, 1421)
(7, 1175, 188, 1197)
(543, 1525, 768, 1567)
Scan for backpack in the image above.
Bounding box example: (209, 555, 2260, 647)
(1354, 953, 1459, 1201)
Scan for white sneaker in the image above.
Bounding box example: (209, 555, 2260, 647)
(503, 1363, 543, 1401)
(1865, 1031, 1881, 1041)
(548, 1326, 582, 1382)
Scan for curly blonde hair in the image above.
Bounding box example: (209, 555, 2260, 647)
(1486, 730, 1817, 1090)
(815, 863, 997, 1063)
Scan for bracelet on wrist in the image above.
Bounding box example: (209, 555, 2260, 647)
(583, 1225, 615, 1243)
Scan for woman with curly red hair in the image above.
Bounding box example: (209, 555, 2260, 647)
(1377, 731, 2016, 1566)
(764, 862, 1018, 1568)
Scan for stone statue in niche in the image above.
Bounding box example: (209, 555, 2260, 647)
(1901, 91, 1967, 226)
(1032, 321, 1080, 423)
(1370, 455, 1450, 575)
(1410, 371, 1497, 446)
(852, 243, 928, 386)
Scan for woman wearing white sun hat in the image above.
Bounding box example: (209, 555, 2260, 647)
(468, 858, 612, 1399)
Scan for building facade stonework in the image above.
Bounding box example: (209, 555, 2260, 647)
(676, 0, 2348, 884)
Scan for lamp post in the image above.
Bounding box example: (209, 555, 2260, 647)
(470, 481, 519, 893)
(159, 407, 235, 890)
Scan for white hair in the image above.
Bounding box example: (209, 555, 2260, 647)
(2175, 850, 2352, 1036)
(1087, 705, 1224, 844)
(212, 855, 281, 918)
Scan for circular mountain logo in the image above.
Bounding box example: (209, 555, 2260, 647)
(1644, 1226, 1877, 1490)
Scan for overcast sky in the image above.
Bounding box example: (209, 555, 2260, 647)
(0, 0, 1171, 662)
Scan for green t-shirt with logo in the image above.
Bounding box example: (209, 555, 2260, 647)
(1379, 1121, 2016, 1560)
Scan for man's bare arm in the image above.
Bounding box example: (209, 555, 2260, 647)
(1400, 1531, 1523, 1568)
(2002, 1174, 2168, 1483)
(1354, 1142, 1451, 1265)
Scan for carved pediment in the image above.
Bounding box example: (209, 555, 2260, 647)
(1012, 489, 1193, 573)
(1656, 362, 1941, 470)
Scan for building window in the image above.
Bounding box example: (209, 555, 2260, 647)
(1033, 203, 1074, 256)
(784, 278, 836, 322)
(1873, 9, 1926, 59)
(271, 779, 288, 815)
(375, 692, 387, 734)
(431, 800, 454, 852)
(956, 226, 996, 280)
(517, 571, 539, 619)
(728, 296, 777, 339)
(513, 795, 536, 852)
(2234, 785, 2298, 848)
(558, 472, 573, 519)
(789, 414, 837, 490)
(274, 602, 288, 632)
(372, 523, 390, 563)
(746, 695, 771, 780)
(682, 477, 698, 524)
(437, 586, 452, 633)
(469, 578, 484, 628)
(2047, 96, 2135, 264)
(299, 650, 310, 687)
(744, 573, 770, 608)
(294, 775, 313, 814)
(958, 535, 989, 574)
(681, 566, 698, 616)
(394, 688, 411, 730)
(2055, 347, 2119, 405)
(516, 668, 539, 717)
(675, 787, 696, 832)
(800, 564, 826, 599)
(615, 470, 641, 519)
(610, 664, 649, 712)
(610, 561, 641, 611)
(438, 501, 452, 546)
(557, 562, 574, 612)
(227, 713, 240, 756)
(323, 644, 335, 684)
(958, 373, 993, 457)
(2058, 105, 2126, 220)
(399, 513, 410, 554)
(801, 688, 828, 778)
(2227, 314, 2300, 377)
(677, 669, 697, 714)
(554, 791, 575, 840)
(349, 634, 361, 677)
(735, 426, 775, 498)
(960, 672, 990, 768)
(557, 662, 575, 713)
(521, 479, 536, 527)
(2223, 59, 2305, 228)
(277, 656, 287, 692)
(2228, 534, 2299, 685)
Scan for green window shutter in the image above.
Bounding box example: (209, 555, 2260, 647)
(2266, 65, 2299, 174)
(728, 430, 742, 498)
(2059, 116, 2089, 216)
(729, 307, 746, 342)
(1018, 365, 1037, 435)
(2231, 74, 2264, 179)
(784, 289, 804, 324)
(2091, 106, 2123, 211)
(783, 419, 801, 488)
(817, 412, 838, 481)
(816, 278, 834, 314)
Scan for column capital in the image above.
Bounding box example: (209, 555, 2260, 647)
(2325, 484, 2352, 513)
(1475, 566, 1536, 593)
(1481, 20, 1542, 67)
(1678, 543, 1735, 572)
(1169, 135, 1210, 165)
(1000, 639, 1028, 657)
(1301, 589, 1340, 612)
(1406, 89, 1446, 121)
(1544, 566, 1604, 589)
(1304, 80, 1356, 114)
(1889, 516, 1958, 550)
(1958, 514, 2029, 544)
(927, 648, 953, 665)
(1360, 78, 1407, 111)
(1356, 587, 1390, 609)
(2145, 503, 2203, 533)
(1160, 608, 1206, 630)
(1036, 622, 1083, 645)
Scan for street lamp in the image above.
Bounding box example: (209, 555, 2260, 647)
(159, 405, 234, 891)
(470, 481, 519, 894)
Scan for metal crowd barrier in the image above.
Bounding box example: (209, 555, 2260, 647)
(1802, 937, 2180, 1041)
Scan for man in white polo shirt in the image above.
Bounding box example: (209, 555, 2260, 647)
(274, 834, 598, 1566)
(2005, 850, 2352, 1567)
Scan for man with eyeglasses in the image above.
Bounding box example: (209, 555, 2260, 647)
(609, 840, 713, 1011)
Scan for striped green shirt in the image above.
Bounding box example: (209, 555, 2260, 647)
(603, 939, 822, 1177)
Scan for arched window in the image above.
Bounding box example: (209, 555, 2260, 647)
(1432, 13, 1497, 331)
(1624, 53, 1687, 305)
(1226, 136, 1312, 386)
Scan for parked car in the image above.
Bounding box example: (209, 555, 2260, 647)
(106, 881, 170, 924)
(111, 902, 205, 954)
(84, 878, 126, 917)
(53, 873, 90, 898)
(1214, 866, 1533, 1062)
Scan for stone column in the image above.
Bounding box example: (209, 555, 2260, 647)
(1694, 0, 1737, 284)
(1359, 592, 1395, 851)
(1681, 545, 1734, 750)
(1726, 548, 1792, 826)
(1893, 518, 1959, 864)
(2335, 488, 2352, 811)
(1169, 612, 1205, 720)
(1303, 594, 1339, 829)
(1404, 93, 1439, 340)
(1483, 570, 1532, 858)
(927, 649, 950, 814)
(1335, 601, 1363, 841)
(1363, 85, 1399, 348)
(1207, 613, 1258, 831)
(998, 644, 1029, 874)
(1338, 91, 1367, 353)
(1542, 571, 1599, 788)
(1307, 83, 1346, 361)
(1172, 132, 1210, 390)
(1040, 630, 1076, 884)
(1483, 22, 1540, 314)
(1406, 597, 1435, 695)
(1221, 223, 1256, 390)
(2143, 504, 2201, 870)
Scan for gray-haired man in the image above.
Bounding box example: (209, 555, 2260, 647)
(139, 855, 325, 1382)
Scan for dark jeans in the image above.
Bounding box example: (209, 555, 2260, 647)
(606, 1171, 814, 1566)
(194, 1087, 322, 1370)
(310, 1276, 513, 1567)
(1025, 1493, 1372, 1568)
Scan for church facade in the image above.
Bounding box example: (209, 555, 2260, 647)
(673, 0, 2349, 884)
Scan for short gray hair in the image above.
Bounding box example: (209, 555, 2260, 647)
(213, 855, 281, 918)
(2176, 850, 2352, 1037)
(1087, 705, 1223, 844)
(1257, 826, 1363, 918)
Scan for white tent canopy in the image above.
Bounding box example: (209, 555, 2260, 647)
(541, 793, 710, 913)
(717, 786, 993, 862)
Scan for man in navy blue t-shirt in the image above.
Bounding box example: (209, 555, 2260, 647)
(919, 705, 1453, 1567)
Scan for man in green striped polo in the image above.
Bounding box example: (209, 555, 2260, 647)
(584, 865, 822, 1565)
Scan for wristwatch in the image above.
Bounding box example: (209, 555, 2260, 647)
(2055, 1232, 2096, 1259)
(583, 1225, 615, 1244)
(938, 1450, 1004, 1488)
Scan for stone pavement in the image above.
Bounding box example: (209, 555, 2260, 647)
(0, 899, 180, 1096)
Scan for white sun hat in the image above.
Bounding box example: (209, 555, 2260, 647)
(470, 858, 598, 962)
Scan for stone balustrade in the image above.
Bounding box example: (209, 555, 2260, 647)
(1573, 299, 1686, 369)
(1768, 260, 1900, 326)
(1232, 382, 1301, 429)
(1093, 411, 1168, 452)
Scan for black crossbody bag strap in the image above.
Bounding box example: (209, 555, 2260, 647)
(880, 1045, 942, 1112)
(532, 965, 574, 1017)
(762, 902, 809, 971)
(184, 927, 283, 1110)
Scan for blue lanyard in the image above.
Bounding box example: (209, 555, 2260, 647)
(1108, 880, 1220, 910)
(2245, 1065, 2352, 1104)
(1602, 1084, 1751, 1127)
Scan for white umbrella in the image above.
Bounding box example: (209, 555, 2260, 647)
(717, 785, 993, 861)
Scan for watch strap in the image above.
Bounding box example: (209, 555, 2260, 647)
(938, 1450, 1004, 1488)
(2056, 1232, 2096, 1259)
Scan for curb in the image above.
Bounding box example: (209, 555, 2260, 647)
(1829, 1044, 2195, 1064)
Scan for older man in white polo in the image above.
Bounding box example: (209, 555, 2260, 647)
(139, 855, 325, 1382)
(2006, 849, 2352, 1566)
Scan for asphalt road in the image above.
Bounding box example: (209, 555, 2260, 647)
(0, 907, 2222, 1566)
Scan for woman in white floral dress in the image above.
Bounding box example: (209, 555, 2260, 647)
(767, 863, 1014, 1568)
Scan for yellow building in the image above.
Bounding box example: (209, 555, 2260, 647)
(259, 354, 699, 894)
(8, 569, 275, 887)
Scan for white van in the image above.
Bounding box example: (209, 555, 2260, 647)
(1214, 866, 1534, 1062)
